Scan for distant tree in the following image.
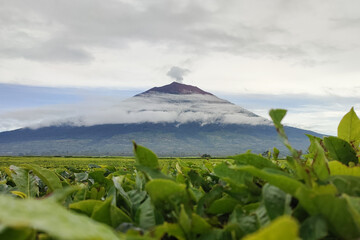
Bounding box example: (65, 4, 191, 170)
(262, 150, 271, 159)
(201, 154, 211, 159)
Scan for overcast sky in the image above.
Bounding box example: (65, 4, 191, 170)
(1, 0, 360, 135)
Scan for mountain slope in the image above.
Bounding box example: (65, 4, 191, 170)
(0, 82, 321, 156)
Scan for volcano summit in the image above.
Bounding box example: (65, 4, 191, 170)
(0, 82, 320, 156)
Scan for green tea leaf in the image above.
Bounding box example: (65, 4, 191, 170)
(307, 137, 330, 181)
(88, 169, 113, 190)
(191, 213, 211, 234)
(262, 183, 291, 220)
(213, 162, 251, 185)
(154, 222, 185, 240)
(329, 161, 360, 176)
(196, 185, 224, 216)
(0, 195, 120, 240)
(338, 107, 360, 144)
(74, 172, 88, 182)
(269, 109, 287, 126)
(133, 142, 159, 169)
(145, 179, 187, 209)
(135, 165, 174, 181)
(231, 166, 306, 196)
(70, 199, 99, 216)
(242, 215, 299, 240)
(23, 164, 62, 192)
(179, 204, 191, 235)
(48, 186, 80, 204)
(229, 153, 280, 170)
(91, 197, 132, 228)
(329, 175, 360, 196)
(70, 198, 132, 228)
(299, 215, 328, 240)
(206, 196, 238, 215)
(324, 136, 358, 164)
(9, 165, 38, 198)
(296, 187, 360, 239)
(135, 198, 156, 230)
(269, 109, 300, 158)
(113, 176, 132, 212)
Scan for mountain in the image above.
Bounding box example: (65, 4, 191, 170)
(0, 82, 321, 156)
(139, 81, 213, 95)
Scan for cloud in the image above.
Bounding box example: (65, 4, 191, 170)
(1, 0, 355, 64)
(0, 93, 271, 132)
(167, 66, 190, 83)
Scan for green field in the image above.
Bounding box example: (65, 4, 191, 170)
(0, 156, 223, 169)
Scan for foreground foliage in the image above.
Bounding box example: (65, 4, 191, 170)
(1, 108, 360, 239)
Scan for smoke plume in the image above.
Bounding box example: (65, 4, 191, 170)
(166, 66, 190, 83)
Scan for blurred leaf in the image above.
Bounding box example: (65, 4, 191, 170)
(242, 215, 299, 240)
(329, 161, 360, 176)
(70, 199, 99, 216)
(187, 170, 210, 192)
(154, 222, 185, 240)
(236, 165, 360, 239)
(206, 196, 238, 215)
(324, 136, 358, 164)
(47, 186, 81, 204)
(113, 176, 133, 212)
(135, 165, 173, 181)
(338, 107, 360, 145)
(196, 185, 224, 216)
(0, 226, 35, 240)
(329, 175, 360, 196)
(133, 142, 159, 169)
(191, 213, 211, 234)
(307, 137, 330, 181)
(179, 204, 191, 236)
(229, 153, 280, 170)
(231, 166, 305, 196)
(269, 109, 287, 126)
(145, 179, 187, 210)
(127, 189, 147, 211)
(23, 164, 62, 192)
(74, 172, 88, 182)
(135, 198, 156, 230)
(0, 194, 120, 240)
(300, 215, 328, 240)
(296, 187, 360, 239)
(91, 197, 132, 228)
(10, 165, 38, 198)
(269, 109, 294, 152)
(213, 162, 251, 185)
(262, 183, 291, 220)
(229, 206, 259, 236)
(70, 198, 132, 228)
(89, 169, 113, 190)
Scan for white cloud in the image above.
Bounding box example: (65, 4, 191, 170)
(0, 93, 271, 132)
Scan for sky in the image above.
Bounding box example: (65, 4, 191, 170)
(1, 0, 360, 135)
